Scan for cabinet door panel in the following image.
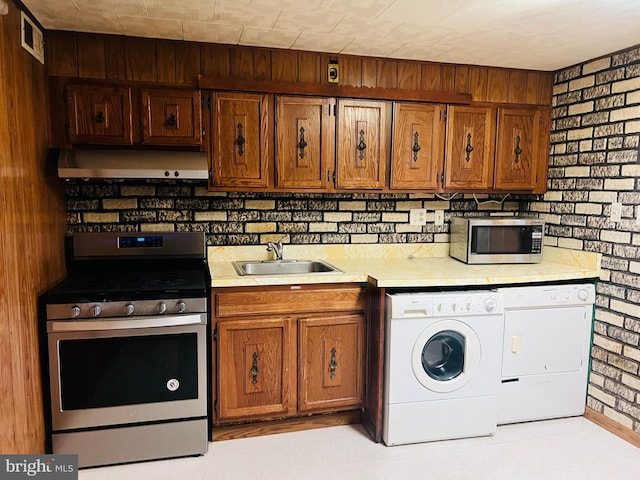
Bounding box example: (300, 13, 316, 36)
(66, 85, 133, 145)
(298, 314, 364, 413)
(217, 317, 295, 420)
(391, 102, 445, 190)
(276, 96, 334, 189)
(494, 107, 541, 191)
(212, 92, 271, 187)
(444, 105, 495, 190)
(141, 88, 202, 145)
(336, 99, 389, 189)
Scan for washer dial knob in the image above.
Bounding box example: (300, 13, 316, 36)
(92, 305, 102, 317)
(71, 306, 81, 318)
(484, 298, 497, 312)
(177, 301, 187, 313)
(157, 302, 167, 314)
(125, 304, 135, 316)
(578, 289, 589, 301)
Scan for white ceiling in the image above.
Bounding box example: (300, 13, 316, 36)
(21, 0, 640, 71)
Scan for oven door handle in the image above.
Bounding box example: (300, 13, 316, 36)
(47, 313, 206, 332)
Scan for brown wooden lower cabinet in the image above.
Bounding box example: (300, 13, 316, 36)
(213, 284, 367, 427)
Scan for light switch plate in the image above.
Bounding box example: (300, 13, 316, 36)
(434, 210, 444, 226)
(610, 202, 622, 223)
(409, 209, 427, 225)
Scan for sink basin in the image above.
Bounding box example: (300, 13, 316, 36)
(232, 259, 343, 276)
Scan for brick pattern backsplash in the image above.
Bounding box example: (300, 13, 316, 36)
(544, 46, 640, 433)
(65, 185, 531, 245)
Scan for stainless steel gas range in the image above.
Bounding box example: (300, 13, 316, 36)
(40, 232, 210, 468)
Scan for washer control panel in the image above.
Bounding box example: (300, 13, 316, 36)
(387, 291, 503, 319)
(499, 283, 595, 309)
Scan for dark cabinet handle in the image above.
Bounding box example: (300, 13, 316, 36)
(514, 135, 522, 163)
(236, 123, 245, 156)
(95, 111, 105, 124)
(412, 132, 421, 161)
(250, 352, 259, 385)
(166, 113, 176, 127)
(357, 130, 367, 160)
(465, 133, 474, 162)
(298, 127, 308, 159)
(329, 347, 338, 380)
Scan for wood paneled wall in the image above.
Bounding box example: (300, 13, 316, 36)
(0, 1, 67, 453)
(45, 31, 553, 106)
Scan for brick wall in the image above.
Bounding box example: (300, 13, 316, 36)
(66, 184, 532, 245)
(538, 46, 640, 432)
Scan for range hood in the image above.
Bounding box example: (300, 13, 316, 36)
(58, 149, 209, 180)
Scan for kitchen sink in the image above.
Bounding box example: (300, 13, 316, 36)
(232, 259, 343, 276)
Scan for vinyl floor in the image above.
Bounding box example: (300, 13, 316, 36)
(79, 416, 640, 480)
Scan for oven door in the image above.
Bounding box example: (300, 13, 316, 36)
(47, 314, 207, 431)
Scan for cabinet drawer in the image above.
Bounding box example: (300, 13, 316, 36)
(214, 285, 367, 317)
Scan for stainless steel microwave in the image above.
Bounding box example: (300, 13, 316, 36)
(449, 216, 544, 264)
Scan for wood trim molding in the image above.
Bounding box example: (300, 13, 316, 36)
(212, 411, 361, 441)
(584, 407, 640, 449)
(198, 75, 473, 105)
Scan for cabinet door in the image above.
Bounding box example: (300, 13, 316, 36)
(141, 88, 202, 145)
(275, 96, 334, 189)
(494, 107, 542, 191)
(444, 105, 495, 190)
(66, 85, 133, 145)
(336, 99, 390, 189)
(391, 102, 445, 190)
(212, 92, 272, 187)
(217, 317, 296, 421)
(298, 314, 364, 413)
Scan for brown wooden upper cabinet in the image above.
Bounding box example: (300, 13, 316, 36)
(390, 102, 445, 190)
(141, 88, 202, 146)
(211, 92, 272, 188)
(444, 104, 549, 193)
(494, 107, 548, 192)
(335, 99, 390, 189)
(444, 105, 496, 190)
(274, 96, 389, 190)
(66, 85, 133, 145)
(275, 96, 334, 189)
(65, 84, 203, 147)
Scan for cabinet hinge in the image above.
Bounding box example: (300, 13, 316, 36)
(202, 127, 206, 138)
(441, 110, 447, 121)
(213, 399, 218, 413)
(440, 172, 444, 183)
(213, 328, 218, 341)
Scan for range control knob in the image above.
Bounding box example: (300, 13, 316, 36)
(71, 306, 81, 318)
(125, 304, 135, 316)
(578, 289, 589, 301)
(157, 302, 167, 314)
(92, 305, 102, 317)
(484, 298, 497, 312)
(177, 301, 187, 313)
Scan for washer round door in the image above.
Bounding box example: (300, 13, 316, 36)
(411, 319, 481, 393)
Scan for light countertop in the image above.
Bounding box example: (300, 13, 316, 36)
(208, 244, 601, 288)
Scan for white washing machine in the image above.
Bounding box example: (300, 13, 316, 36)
(383, 290, 504, 446)
(497, 283, 596, 424)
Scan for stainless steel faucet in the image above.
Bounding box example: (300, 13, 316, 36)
(266, 238, 284, 260)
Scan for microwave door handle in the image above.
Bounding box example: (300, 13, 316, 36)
(47, 313, 206, 332)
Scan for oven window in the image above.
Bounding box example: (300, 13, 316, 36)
(59, 333, 198, 410)
(471, 226, 532, 254)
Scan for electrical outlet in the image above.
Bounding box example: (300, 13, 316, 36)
(610, 202, 622, 223)
(434, 210, 444, 226)
(409, 209, 427, 225)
